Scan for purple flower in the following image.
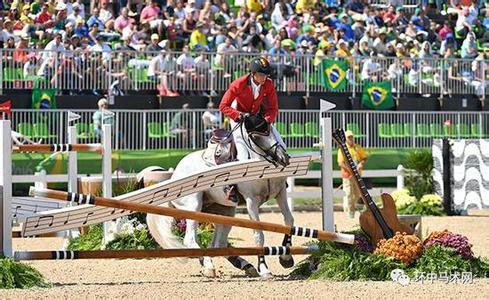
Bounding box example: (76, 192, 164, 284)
(425, 232, 474, 259)
(354, 234, 374, 253)
(175, 219, 186, 233)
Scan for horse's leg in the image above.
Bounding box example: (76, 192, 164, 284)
(206, 203, 259, 277)
(245, 197, 272, 279)
(275, 181, 295, 268)
(211, 224, 260, 277)
(184, 218, 216, 277)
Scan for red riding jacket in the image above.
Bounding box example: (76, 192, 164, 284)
(219, 74, 278, 123)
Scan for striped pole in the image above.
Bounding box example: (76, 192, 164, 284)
(13, 144, 102, 153)
(14, 246, 319, 261)
(30, 188, 355, 244)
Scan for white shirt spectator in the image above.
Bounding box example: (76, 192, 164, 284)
(23, 60, 37, 78)
(195, 55, 210, 72)
(174, 7, 186, 21)
(90, 43, 112, 61)
(373, 37, 387, 55)
(361, 58, 381, 81)
(176, 53, 195, 69)
(74, 0, 85, 19)
(99, 8, 113, 24)
(42, 39, 66, 61)
(271, 3, 286, 30)
(215, 42, 236, 66)
(202, 110, 219, 128)
(147, 54, 174, 76)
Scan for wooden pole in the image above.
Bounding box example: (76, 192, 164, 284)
(30, 188, 354, 244)
(14, 246, 318, 261)
(13, 144, 102, 153)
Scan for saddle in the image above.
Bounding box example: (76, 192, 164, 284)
(202, 128, 237, 166)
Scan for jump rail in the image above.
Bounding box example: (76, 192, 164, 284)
(13, 144, 102, 153)
(14, 246, 319, 261)
(30, 188, 355, 245)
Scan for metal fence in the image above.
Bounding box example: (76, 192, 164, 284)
(6, 109, 489, 150)
(1, 49, 487, 98)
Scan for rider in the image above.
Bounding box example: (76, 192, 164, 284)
(219, 57, 286, 202)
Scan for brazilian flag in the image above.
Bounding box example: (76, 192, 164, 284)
(361, 81, 395, 110)
(32, 89, 56, 109)
(321, 59, 349, 91)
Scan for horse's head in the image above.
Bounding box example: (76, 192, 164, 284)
(243, 115, 290, 167)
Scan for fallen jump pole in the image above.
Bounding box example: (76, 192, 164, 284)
(14, 245, 319, 261)
(30, 188, 355, 244)
(13, 144, 102, 153)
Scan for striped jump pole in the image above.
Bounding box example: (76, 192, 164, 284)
(30, 188, 355, 245)
(13, 144, 102, 153)
(14, 245, 319, 261)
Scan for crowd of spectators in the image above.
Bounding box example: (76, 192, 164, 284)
(0, 0, 488, 96)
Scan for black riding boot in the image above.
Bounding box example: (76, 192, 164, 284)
(223, 184, 238, 203)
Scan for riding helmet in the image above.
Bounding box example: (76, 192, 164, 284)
(249, 57, 272, 75)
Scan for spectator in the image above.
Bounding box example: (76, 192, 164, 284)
(146, 33, 162, 52)
(215, 36, 236, 77)
(337, 130, 367, 219)
(99, 1, 113, 26)
(23, 52, 38, 78)
(169, 103, 190, 147)
(461, 32, 478, 59)
(42, 32, 65, 61)
(148, 49, 178, 96)
(335, 39, 353, 64)
(140, 0, 164, 38)
(67, 4, 83, 27)
(295, 0, 314, 15)
(348, 0, 365, 14)
(202, 101, 220, 137)
(92, 98, 112, 139)
(73, 18, 89, 38)
(271, 2, 287, 30)
(361, 52, 382, 81)
(176, 44, 196, 80)
(247, 0, 264, 14)
(87, 7, 104, 30)
(373, 28, 388, 55)
(268, 39, 287, 56)
(455, 7, 474, 38)
(189, 21, 208, 51)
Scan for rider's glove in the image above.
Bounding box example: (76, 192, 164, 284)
(239, 112, 250, 122)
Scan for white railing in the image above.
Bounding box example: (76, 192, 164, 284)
(1, 49, 487, 98)
(6, 109, 489, 150)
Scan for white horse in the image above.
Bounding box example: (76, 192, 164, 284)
(147, 120, 293, 279)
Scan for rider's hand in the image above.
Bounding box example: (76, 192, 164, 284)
(239, 112, 250, 122)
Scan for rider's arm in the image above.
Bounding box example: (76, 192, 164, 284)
(262, 80, 278, 124)
(219, 82, 241, 122)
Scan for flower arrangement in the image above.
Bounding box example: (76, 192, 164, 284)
(292, 229, 489, 281)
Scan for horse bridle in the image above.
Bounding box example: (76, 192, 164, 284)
(231, 119, 285, 167)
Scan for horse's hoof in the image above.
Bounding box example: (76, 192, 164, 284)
(260, 271, 274, 280)
(279, 255, 295, 269)
(202, 267, 217, 278)
(243, 264, 259, 277)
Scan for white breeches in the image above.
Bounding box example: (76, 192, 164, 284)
(230, 119, 287, 161)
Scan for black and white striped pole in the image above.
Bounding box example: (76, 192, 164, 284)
(30, 187, 355, 245)
(14, 245, 320, 261)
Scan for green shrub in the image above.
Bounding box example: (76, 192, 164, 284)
(0, 258, 50, 289)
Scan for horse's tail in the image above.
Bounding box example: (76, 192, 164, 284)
(146, 202, 185, 250)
